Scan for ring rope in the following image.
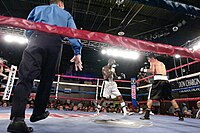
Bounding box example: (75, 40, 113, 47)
(1, 73, 199, 97)
(1, 91, 199, 104)
(138, 97, 200, 104)
(0, 16, 200, 60)
(29, 93, 200, 103)
(0, 63, 11, 70)
(57, 74, 131, 83)
(137, 84, 200, 97)
(138, 71, 200, 89)
(137, 60, 199, 83)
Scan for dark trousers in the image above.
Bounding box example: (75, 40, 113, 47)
(11, 32, 62, 119)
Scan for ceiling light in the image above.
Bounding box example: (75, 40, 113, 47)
(101, 49, 107, 55)
(193, 44, 200, 50)
(172, 26, 178, 32)
(101, 48, 139, 60)
(4, 34, 28, 44)
(175, 54, 180, 58)
(118, 31, 125, 36)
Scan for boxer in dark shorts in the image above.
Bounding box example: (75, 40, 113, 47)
(140, 54, 184, 121)
(150, 77, 173, 100)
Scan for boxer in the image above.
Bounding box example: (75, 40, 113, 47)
(96, 58, 133, 116)
(140, 54, 184, 121)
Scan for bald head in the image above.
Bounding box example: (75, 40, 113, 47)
(197, 101, 200, 109)
(50, 0, 62, 4)
(50, 0, 64, 9)
(108, 58, 116, 66)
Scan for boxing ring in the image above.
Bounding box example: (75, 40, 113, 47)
(0, 108, 199, 133)
(1, 67, 200, 132)
(0, 14, 200, 133)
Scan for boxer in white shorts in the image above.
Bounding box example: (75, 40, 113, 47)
(96, 58, 133, 116)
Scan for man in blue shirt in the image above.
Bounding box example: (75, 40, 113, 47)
(7, 0, 83, 132)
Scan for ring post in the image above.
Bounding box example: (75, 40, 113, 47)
(3, 65, 17, 100)
(95, 78, 100, 104)
(55, 75, 61, 100)
(131, 78, 137, 107)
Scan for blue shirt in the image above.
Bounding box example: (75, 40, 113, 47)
(25, 4, 82, 55)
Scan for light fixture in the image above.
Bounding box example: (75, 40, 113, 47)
(101, 49, 106, 54)
(175, 54, 180, 58)
(101, 48, 139, 60)
(193, 44, 200, 50)
(4, 34, 28, 44)
(4, 34, 13, 43)
(118, 31, 125, 36)
(116, 0, 125, 6)
(172, 26, 178, 32)
(188, 48, 193, 50)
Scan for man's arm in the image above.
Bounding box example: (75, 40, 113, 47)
(24, 8, 36, 38)
(102, 67, 112, 79)
(0, 66, 8, 79)
(147, 62, 155, 74)
(67, 15, 83, 71)
(67, 15, 82, 55)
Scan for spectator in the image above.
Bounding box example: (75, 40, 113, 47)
(168, 105, 175, 116)
(73, 105, 78, 111)
(192, 101, 200, 119)
(2, 101, 8, 107)
(181, 103, 191, 117)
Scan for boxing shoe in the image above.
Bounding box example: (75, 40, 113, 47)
(124, 112, 135, 116)
(174, 108, 184, 121)
(140, 116, 150, 120)
(7, 117, 33, 133)
(139, 108, 143, 114)
(30, 111, 49, 122)
(178, 116, 184, 121)
(94, 105, 102, 116)
(94, 109, 100, 116)
(150, 111, 154, 115)
(140, 108, 150, 120)
(123, 109, 135, 116)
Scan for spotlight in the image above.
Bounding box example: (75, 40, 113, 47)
(116, 0, 125, 6)
(101, 48, 139, 60)
(193, 44, 200, 50)
(188, 48, 193, 50)
(101, 49, 107, 55)
(152, 34, 158, 39)
(172, 26, 178, 32)
(4, 34, 28, 44)
(4, 34, 13, 43)
(177, 22, 182, 27)
(175, 54, 180, 58)
(181, 20, 187, 25)
(18, 36, 28, 44)
(118, 31, 125, 36)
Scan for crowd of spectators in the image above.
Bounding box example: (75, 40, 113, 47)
(45, 99, 128, 114)
(0, 97, 199, 119)
(166, 102, 200, 119)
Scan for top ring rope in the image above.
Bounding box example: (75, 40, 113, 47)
(137, 60, 199, 83)
(0, 16, 200, 60)
(138, 71, 200, 89)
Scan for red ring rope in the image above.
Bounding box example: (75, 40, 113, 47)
(0, 16, 200, 61)
(136, 60, 199, 82)
(138, 97, 200, 104)
(0, 63, 11, 70)
(57, 74, 131, 83)
(1, 92, 199, 103)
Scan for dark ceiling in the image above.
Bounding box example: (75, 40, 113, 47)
(0, 0, 200, 79)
